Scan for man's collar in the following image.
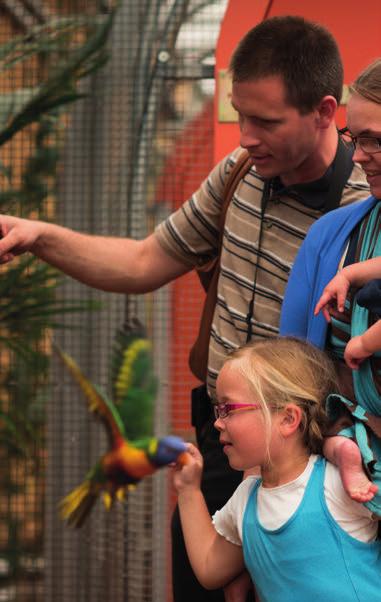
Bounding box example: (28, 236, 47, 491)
(269, 137, 354, 211)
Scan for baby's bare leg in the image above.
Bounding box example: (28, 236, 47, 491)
(323, 436, 378, 502)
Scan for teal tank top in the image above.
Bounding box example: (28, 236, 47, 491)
(242, 457, 381, 602)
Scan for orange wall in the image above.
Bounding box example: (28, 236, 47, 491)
(215, 0, 381, 162)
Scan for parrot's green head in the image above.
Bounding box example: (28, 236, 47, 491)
(148, 435, 187, 467)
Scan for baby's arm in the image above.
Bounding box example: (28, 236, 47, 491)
(172, 443, 245, 590)
(344, 319, 381, 369)
(315, 257, 381, 320)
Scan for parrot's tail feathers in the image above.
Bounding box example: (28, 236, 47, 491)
(59, 481, 98, 528)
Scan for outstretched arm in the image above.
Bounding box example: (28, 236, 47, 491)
(173, 444, 245, 590)
(315, 258, 381, 321)
(0, 216, 190, 293)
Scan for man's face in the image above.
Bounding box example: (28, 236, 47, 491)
(231, 76, 322, 184)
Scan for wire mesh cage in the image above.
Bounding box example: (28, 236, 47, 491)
(0, 0, 228, 600)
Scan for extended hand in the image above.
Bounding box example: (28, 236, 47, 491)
(0, 215, 45, 263)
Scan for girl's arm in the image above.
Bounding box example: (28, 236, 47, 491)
(173, 444, 245, 590)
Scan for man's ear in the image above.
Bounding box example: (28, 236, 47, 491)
(279, 404, 303, 437)
(316, 95, 337, 128)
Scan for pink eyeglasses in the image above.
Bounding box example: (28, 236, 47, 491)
(213, 402, 261, 419)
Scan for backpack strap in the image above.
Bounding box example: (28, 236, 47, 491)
(324, 136, 355, 212)
(189, 150, 253, 382)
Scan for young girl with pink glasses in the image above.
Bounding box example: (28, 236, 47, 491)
(172, 337, 380, 602)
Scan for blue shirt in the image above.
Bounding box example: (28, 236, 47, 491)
(280, 195, 378, 346)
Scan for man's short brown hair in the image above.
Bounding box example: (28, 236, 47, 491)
(230, 15, 343, 114)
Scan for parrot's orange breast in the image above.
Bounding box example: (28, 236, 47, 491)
(102, 442, 154, 483)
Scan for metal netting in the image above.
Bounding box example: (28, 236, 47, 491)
(0, 1, 227, 600)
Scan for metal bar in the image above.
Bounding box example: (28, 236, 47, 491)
(159, 61, 214, 80)
(0, 0, 36, 32)
(21, 0, 48, 23)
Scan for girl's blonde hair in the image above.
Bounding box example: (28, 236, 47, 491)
(225, 337, 338, 454)
(350, 57, 381, 104)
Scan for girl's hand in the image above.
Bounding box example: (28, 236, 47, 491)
(314, 272, 351, 322)
(344, 335, 372, 370)
(172, 443, 203, 494)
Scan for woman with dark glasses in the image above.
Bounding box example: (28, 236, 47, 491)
(281, 57, 381, 517)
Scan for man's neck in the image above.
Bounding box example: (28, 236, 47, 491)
(280, 125, 339, 187)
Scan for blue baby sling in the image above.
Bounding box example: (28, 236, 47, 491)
(328, 202, 381, 514)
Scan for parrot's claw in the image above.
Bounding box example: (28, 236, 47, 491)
(116, 487, 127, 503)
(102, 491, 113, 510)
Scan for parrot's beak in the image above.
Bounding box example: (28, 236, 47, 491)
(176, 451, 191, 466)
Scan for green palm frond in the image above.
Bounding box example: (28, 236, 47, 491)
(0, 255, 100, 366)
(0, 11, 115, 147)
(0, 7, 117, 467)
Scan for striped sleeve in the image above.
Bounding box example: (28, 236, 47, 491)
(155, 148, 244, 268)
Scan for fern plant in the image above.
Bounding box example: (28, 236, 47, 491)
(0, 5, 117, 579)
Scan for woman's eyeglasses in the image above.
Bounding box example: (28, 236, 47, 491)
(340, 127, 381, 154)
(213, 402, 261, 419)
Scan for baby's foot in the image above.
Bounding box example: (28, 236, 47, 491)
(336, 439, 378, 503)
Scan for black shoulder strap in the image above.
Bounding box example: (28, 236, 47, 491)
(324, 136, 355, 213)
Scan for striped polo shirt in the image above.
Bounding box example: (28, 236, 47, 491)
(155, 146, 369, 400)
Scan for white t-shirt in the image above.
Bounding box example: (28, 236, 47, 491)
(213, 455, 378, 545)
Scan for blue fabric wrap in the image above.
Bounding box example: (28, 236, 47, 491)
(280, 195, 378, 346)
(281, 197, 381, 515)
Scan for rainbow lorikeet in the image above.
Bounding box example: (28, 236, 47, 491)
(58, 320, 189, 528)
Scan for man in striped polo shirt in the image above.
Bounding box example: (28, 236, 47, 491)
(0, 15, 370, 602)
(156, 17, 369, 601)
